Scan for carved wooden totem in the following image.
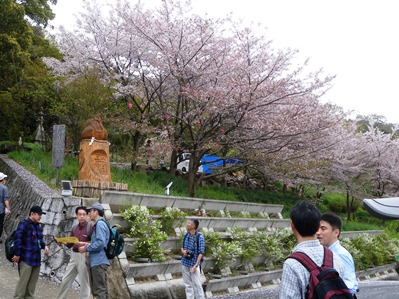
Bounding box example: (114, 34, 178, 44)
(78, 117, 112, 182)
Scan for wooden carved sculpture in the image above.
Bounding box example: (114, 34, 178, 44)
(78, 116, 112, 182)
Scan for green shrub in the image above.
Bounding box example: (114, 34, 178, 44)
(122, 206, 168, 262)
(160, 207, 186, 236)
(211, 240, 242, 273)
(253, 230, 287, 268)
(228, 227, 259, 263)
(202, 231, 223, 256)
(341, 233, 399, 270)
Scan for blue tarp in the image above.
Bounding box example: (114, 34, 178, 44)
(200, 155, 241, 174)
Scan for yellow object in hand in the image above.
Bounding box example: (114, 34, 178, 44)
(55, 236, 79, 244)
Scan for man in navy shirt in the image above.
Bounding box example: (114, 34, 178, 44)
(12, 205, 49, 299)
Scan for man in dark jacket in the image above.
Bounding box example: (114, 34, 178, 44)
(12, 205, 49, 299)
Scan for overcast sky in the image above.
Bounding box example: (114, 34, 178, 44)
(49, 0, 399, 123)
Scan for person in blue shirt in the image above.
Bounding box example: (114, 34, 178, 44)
(79, 203, 110, 299)
(0, 172, 11, 243)
(181, 219, 205, 299)
(12, 205, 49, 299)
(317, 212, 359, 297)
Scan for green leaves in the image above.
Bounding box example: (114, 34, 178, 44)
(341, 233, 399, 270)
(160, 207, 186, 235)
(122, 206, 168, 262)
(203, 228, 295, 273)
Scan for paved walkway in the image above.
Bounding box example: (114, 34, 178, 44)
(0, 242, 80, 299)
(209, 280, 399, 299)
(2, 238, 399, 299)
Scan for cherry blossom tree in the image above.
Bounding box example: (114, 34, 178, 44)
(45, 0, 343, 197)
(362, 124, 399, 198)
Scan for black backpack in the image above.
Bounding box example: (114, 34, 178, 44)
(97, 219, 124, 259)
(5, 230, 18, 262)
(288, 246, 352, 299)
(5, 220, 28, 262)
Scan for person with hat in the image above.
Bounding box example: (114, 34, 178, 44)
(79, 203, 110, 299)
(57, 206, 93, 299)
(0, 172, 11, 244)
(181, 219, 205, 299)
(12, 205, 49, 299)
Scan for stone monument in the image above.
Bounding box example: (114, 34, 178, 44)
(78, 117, 112, 182)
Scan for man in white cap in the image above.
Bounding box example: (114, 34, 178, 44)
(79, 203, 110, 299)
(0, 172, 11, 243)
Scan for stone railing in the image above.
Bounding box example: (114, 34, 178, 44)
(101, 191, 284, 217)
(110, 213, 290, 233)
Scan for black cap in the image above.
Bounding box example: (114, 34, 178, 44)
(30, 205, 46, 215)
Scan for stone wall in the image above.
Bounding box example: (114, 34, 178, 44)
(0, 155, 130, 299)
(0, 154, 82, 281)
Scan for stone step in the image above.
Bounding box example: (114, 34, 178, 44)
(101, 191, 284, 215)
(109, 213, 291, 233)
(206, 269, 282, 294)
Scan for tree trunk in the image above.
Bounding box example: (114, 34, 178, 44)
(169, 149, 178, 175)
(346, 187, 351, 221)
(130, 130, 141, 170)
(187, 152, 202, 197)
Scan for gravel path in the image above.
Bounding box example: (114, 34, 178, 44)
(0, 245, 80, 299)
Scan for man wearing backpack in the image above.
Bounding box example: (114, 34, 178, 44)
(79, 204, 110, 299)
(12, 205, 49, 299)
(0, 172, 11, 244)
(317, 212, 359, 297)
(279, 201, 346, 299)
(181, 219, 205, 299)
(57, 206, 93, 299)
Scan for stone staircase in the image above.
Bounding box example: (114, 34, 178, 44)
(100, 191, 390, 299)
(100, 191, 291, 298)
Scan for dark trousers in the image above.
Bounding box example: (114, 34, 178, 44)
(91, 264, 108, 299)
(0, 212, 5, 238)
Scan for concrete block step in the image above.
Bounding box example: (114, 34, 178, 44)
(101, 191, 284, 215)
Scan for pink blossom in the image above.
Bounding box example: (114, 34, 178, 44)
(165, 115, 171, 121)
(128, 103, 133, 109)
(220, 129, 225, 134)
